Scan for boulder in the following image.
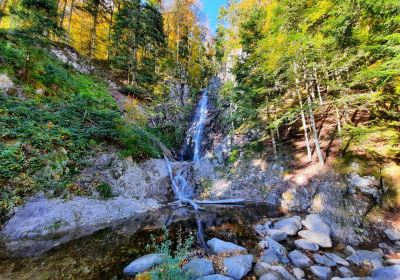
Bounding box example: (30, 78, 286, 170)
(207, 238, 246, 254)
(262, 248, 280, 264)
(223, 254, 253, 279)
(266, 229, 288, 241)
(0, 74, 14, 91)
(182, 258, 214, 280)
(337, 266, 354, 278)
(274, 216, 302, 236)
(253, 262, 296, 280)
(294, 239, 319, 252)
(298, 230, 332, 248)
(292, 267, 305, 280)
(288, 250, 312, 267)
(265, 236, 289, 263)
(314, 253, 337, 267)
(325, 252, 349, 266)
(371, 265, 400, 280)
(346, 250, 383, 269)
(259, 272, 284, 280)
(302, 214, 331, 235)
(310, 265, 331, 280)
(123, 253, 164, 276)
(197, 275, 233, 280)
(384, 229, 400, 241)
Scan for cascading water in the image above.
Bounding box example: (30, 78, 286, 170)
(192, 89, 208, 162)
(180, 89, 209, 161)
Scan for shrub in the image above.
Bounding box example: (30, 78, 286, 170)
(144, 228, 193, 280)
(96, 183, 113, 199)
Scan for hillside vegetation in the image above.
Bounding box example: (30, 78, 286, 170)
(216, 0, 400, 208)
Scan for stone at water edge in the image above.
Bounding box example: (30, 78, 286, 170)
(265, 236, 290, 263)
(302, 214, 331, 235)
(371, 265, 400, 279)
(207, 238, 246, 254)
(259, 272, 284, 280)
(288, 250, 312, 267)
(325, 252, 350, 266)
(266, 228, 288, 242)
(292, 268, 305, 280)
(123, 253, 164, 276)
(314, 253, 337, 267)
(223, 254, 253, 279)
(310, 265, 332, 280)
(298, 230, 332, 248)
(197, 274, 233, 280)
(384, 229, 400, 241)
(346, 250, 383, 270)
(253, 262, 296, 280)
(262, 248, 280, 264)
(182, 258, 215, 280)
(337, 266, 354, 278)
(273, 216, 302, 236)
(294, 239, 319, 251)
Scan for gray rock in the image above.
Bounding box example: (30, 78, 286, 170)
(265, 236, 289, 263)
(197, 274, 233, 280)
(345, 246, 357, 256)
(346, 250, 383, 269)
(386, 258, 400, 265)
(337, 266, 354, 278)
(288, 250, 312, 267)
(384, 229, 400, 241)
(298, 230, 332, 248)
(183, 258, 214, 280)
(256, 224, 268, 236)
(223, 254, 253, 279)
(302, 214, 331, 235)
(294, 239, 319, 251)
(1, 196, 160, 257)
(207, 238, 246, 254)
(0, 74, 14, 91)
(123, 253, 164, 276)
(292, 267, 305, 280)
(253, 262, 296, 280)
(314, 253, 337, 267)
(262, 248, 280, 264)
(266, 229, 288, 242)
(259, 272, 283, 280)
(371, 265, 400, 279)
(310, 265, 332, 280)
(274, 216, 302, 236)
(347, 173, 380, 200)
(326, 252, 349, 266)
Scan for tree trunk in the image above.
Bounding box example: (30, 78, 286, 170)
(266, 95, 278, 160)
(67, 0, 75, 42)
(107, 1, 114, 61)
(313, 67, 324, 105)
(0, 0, 8, 24)
(59, 0, 68, 29)
(294, 63, 312, 162)
(307, 91, 324, 165)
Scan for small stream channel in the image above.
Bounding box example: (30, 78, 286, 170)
(0, 203, 281, 280)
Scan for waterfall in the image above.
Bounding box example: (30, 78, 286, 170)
(192, 89, 208, 162)
(180, 89, 209, 161)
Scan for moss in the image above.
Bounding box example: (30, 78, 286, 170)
(96, 183, 113, 199)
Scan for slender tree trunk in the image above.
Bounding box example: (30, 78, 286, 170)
(67, 0, 75, 42)
(294, 63, 312, 162)
(59, 0, 68, 29)
(266, 95, 278, 160)
(314, 67, 324, 105)
(306, 89, 324, 165)
(107, 1, 114, 61)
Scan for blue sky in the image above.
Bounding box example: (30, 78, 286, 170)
(201, 0, 227, 33)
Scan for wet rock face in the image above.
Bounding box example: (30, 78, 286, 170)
(78, 154, 192, 201)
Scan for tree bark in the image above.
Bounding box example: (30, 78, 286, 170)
(306, 90, 324, 165)
(67, 0, 75, 42)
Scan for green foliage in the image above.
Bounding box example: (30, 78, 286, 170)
(10, 0, 63, 38)
(145, 228, 193, 280)
(0, 33, 166, 218)
(96, 182, 113, 199)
